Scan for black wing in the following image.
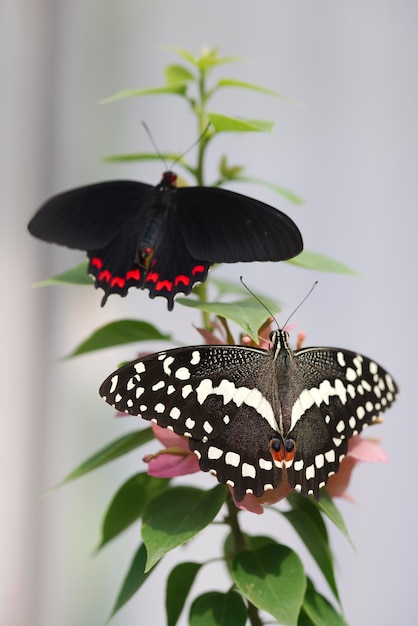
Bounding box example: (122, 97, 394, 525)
(28, 181, 153, 249)
(177, 186, 303, 262)
(285, 347, 398, 498)
(99, 344, 285, 501)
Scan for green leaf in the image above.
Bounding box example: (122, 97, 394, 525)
(231, 175, 304, 204)
(97, 473, 170, 551)
(287, 250, 360, 275)
(176, 297, 280, 343)
(167, 45, 199, 65)
(142, 485, 225, 571)
(100, 84, 187, 104)
(224, 532, 276, 576)
(189, 591, 247, 626)
(166, 562, 202, 626)
(283, 493, 340, 602)
(67, 319, 171, 357)
(197, 53, 241, 71)
(34, 261, 91, 287)
(216, 78, 284, 98)
(218, 154, 245, 179)
(208, 112, 274, 133)
(60, 429, 154, 484)
(108, 543, 155, 620)
(165, 64, 195, 85)
(299, 578, 348, 626)
(317, 491, 355, 549)
(231, 540, 306, 626)
(166, 46, 240, 70)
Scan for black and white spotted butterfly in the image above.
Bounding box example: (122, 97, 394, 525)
(100, 329, 398, 501)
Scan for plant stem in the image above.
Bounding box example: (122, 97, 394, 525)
(225, 494, 264, 626)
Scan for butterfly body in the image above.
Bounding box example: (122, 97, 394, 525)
(28, 172, 303, 309)
(100, 329, 398, 501)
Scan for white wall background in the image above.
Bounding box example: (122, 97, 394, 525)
(2, 1, 416, 624)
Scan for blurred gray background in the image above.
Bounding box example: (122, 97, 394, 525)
(2, 1, 415, 624)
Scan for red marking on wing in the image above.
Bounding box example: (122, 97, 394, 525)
(111, 276, 125, 288)
(98, 269, 111, 283)
(270, 442, 295, 464)
(156, 280, 173, 291)
(175, 275, 191, 287)
(91, 257, 103, 269)
(192, 264, 206, 276)
(126, 268, 141, 281)
(146, 271, 159, 283)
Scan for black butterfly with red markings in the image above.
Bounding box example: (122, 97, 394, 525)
(28, 172, 303, 309)
(100, 328, 398, 501)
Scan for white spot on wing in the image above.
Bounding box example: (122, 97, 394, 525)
(109, 375, 118, 394)
(152, 380, 165, 391)
(163, 356, 174, 375)
(208, 446, 223, 460)
(259, 458, 273, 470)
(182, 384, 193, 399)
(337, 351, 346, 367)
(294, 459, 304, 471)
(175, 367, 191, 380)
(225, 451, 240, 467)
(345, 367, 357, 382)
(134, 362, 146, 374)
(356, 406, 366, 419)
(242, 463, 256, 478)
(190, 351, 201, 365)
(305, 464, 315, 480)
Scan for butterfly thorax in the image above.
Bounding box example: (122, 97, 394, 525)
(158, 171, 178, 191)
(135, 179, 177, 268)
(270, 330, 298, 435)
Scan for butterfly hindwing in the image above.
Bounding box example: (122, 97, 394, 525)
(141, 206, 211, 309)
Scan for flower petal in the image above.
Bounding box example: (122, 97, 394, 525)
(151, 422, 190, 450)
(347, 436, 389, 463)
(147, 451, 200, 478)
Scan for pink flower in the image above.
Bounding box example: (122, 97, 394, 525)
(325, 436, 389, 503)
(143, 423, 200, 478)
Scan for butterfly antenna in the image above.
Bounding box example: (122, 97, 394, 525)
(282, 281, 318, 329)
(239, 276, 279, 327)
(170, 123, 211, 169)
(141, 121, 169, 170)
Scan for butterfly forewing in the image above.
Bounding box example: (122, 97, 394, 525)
(28, 181, 152, 249)
(100, 332, 398, 501)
